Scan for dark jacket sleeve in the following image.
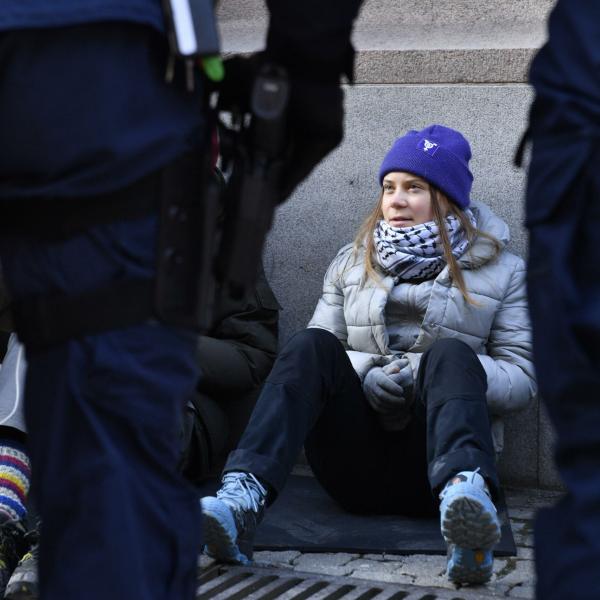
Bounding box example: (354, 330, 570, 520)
(265, 0, 364, 81)
(196, 266, 279, 396)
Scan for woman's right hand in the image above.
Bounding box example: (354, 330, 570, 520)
(363, 360, 410, 414)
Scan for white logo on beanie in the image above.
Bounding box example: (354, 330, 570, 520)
(417, 138, 439, 156)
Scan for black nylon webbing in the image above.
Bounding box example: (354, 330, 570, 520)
(3, 151, 207, 347)
(0, 171, 161, 239)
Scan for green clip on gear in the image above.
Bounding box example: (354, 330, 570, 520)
(201, 56, 225, 82)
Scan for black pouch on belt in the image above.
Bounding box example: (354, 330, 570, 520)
(155, 151, 221, 332)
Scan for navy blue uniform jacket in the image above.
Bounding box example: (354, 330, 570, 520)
(0, 0, 363, 198)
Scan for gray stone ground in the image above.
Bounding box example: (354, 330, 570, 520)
(199, 481, 562, 599)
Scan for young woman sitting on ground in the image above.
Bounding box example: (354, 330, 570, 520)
(200, 124, 536, 585)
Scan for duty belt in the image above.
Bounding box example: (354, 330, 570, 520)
(0, 152, 215, 350)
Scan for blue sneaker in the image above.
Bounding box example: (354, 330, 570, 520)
(200, 472, 267, 565)
(439, 470, 501, 584)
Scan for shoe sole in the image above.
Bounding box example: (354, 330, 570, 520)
(201, 498, 250, 565)
(5, 588, 37, 600)
(441, 495, 501, 550)
(4, 563, 37, 600)
(447, 547, 493, 585)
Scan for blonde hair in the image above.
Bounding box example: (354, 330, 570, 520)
(352, 185, 501, 305)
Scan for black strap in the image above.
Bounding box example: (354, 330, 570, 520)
(513, 127, 530, 168)
(3, 151, 212, 347)
(0, 172, 162, 240)
(12, 279, 155, 351)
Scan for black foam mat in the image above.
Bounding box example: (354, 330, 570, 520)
(200, 474, 517, 556)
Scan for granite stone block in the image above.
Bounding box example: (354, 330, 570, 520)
(509, 584, 536, 598)
(498, 397, 539, 488)
(217, 0, 555, 27)
(292, 553, 355, 577)
(253, 550, 301, 569)
(494, 558, 535, 587)
(538, 401, 563, 489)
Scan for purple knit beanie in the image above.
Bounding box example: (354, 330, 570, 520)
(378, 125, 473, 209)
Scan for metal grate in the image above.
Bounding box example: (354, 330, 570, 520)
(197, 565, 500, 600)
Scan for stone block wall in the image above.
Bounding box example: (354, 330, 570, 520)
(217, 0, 562, 489)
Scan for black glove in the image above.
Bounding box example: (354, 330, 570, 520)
(216, 54, 344, 203)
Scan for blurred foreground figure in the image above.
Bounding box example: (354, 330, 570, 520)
(524, 1, 600, 598)
(0, 1, 362, 598)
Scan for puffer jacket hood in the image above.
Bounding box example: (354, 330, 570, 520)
(458, 202, 509, 269)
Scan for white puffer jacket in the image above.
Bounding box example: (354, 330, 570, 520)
(308, 201, 537, 454)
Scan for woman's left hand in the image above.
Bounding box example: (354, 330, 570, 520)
(383, 358, 414, 401)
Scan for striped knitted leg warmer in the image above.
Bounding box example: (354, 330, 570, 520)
(0, 439, 30, 523)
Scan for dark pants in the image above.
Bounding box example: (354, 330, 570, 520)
(526, 136, 600, 599)
(225, 329, 498, 517)
(0, 215, 202, 600)
(0, 23, 205, 599)
(180, 389, 254, 484)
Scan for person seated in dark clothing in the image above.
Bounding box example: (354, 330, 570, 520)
(199, 125, 537, 585)
(0, 267, 279, 599)
(180, 264, 280, 484)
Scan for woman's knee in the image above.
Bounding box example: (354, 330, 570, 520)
(419, 338, 487, 396)
(284, 328, 343, 357)
(423, 338, 479, 368)
(268, 329, 346, 384)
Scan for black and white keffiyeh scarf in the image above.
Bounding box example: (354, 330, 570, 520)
(373, 210, 476, 282)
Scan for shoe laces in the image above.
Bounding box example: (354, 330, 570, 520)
(16, 544, 38, 567)
(439, 467, 492, 500)
(217, 472, 267, 514)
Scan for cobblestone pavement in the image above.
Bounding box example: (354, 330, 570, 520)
(199, 485, 563, 599)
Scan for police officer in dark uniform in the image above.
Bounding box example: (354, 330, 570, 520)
(524, 1, 600, 598)
(0, 1, 363, 598)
